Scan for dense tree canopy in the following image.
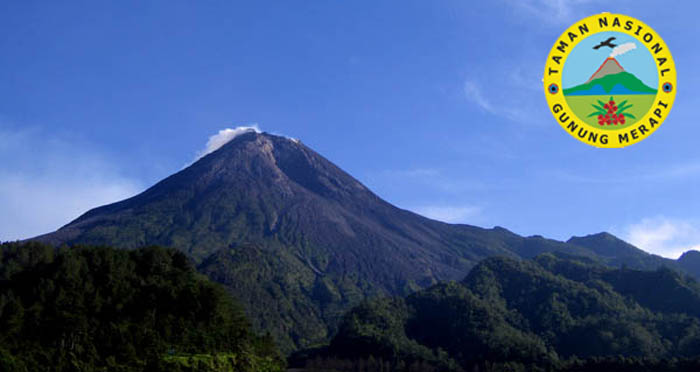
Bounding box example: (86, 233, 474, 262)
(295, 253, 700, 371)
(0, 242, 284, 372)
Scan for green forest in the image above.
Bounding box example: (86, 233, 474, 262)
(6, 241, 700, 371)
(291, 253, 700, 371)
(0, 242, 285, 372)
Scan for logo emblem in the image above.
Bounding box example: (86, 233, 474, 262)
(544, 14, 676, 147)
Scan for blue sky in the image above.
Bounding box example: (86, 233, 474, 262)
(2, 1, 700, 258)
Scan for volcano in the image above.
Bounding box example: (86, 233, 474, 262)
(587, 57, 624, 82)
(31, 131, 690, 351)
(564, 57, 656, 96)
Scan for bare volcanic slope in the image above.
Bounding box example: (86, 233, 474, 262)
(31, 131, 680, 351)
(35, 132, 529, 277)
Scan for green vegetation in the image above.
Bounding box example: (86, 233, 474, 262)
(564, 94, 655, 129)
(563, 72, 656, 95)
(0, 242, 284, 372)
(162, 351, 283, 372)
(294, 254, 700, 371)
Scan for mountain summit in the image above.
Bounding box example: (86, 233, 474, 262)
(31, 130, 694, 351)
(587, 57, 624, 82)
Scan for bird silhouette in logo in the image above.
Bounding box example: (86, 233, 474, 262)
(593, 37, 617, 50)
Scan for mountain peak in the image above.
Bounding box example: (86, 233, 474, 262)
(192, 127, 302, 165)
(587, 57, 624, 83)
(567, 232, 645, 258)
(679, 250, 700, 268)
(207, 130, 299, 157)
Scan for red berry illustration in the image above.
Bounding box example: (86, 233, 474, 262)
(587, 96, 634, 127)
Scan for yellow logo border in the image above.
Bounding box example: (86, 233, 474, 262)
(544, 13, 676, 148)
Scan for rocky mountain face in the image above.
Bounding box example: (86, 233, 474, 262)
(32, 131, 699, 351)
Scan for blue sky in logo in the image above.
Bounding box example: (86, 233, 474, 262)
(562, 31, 659, 88)
(1, 1, 699, 258)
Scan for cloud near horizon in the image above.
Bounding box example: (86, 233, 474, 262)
(0, 128, 142, 241)
(619, 216, 700, 259)
(463, 70, 548, 126)
(506, 0, 605, 25)
(413, 205, 482, 224)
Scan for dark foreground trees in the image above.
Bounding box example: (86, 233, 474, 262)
(0, 242, 284, 371)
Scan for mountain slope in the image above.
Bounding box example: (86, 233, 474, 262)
(31, 131, 696, 351)
(564, 71, 656, 96)
(679, 250, 700, 276)
(586, 57, 624, 82)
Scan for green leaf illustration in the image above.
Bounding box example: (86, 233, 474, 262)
(618, 103, 633, 114)
(591, 103, 605, 112)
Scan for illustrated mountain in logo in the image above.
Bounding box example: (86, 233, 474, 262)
(564, 57, 657, 96)
(586, 57, 625, 82)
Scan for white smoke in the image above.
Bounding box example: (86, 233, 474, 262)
(610, 42, 637, 58)
(193, 125, 261, 162)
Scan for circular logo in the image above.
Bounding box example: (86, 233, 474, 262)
(544, 13, 676, 148)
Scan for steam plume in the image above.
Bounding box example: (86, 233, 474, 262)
(194, 125, 261, 161)
(610, 42, 636, 58)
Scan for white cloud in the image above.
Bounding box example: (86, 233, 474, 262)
(0, 172, 141, 241)
(610, 42, 637, 58)
(193, 125, 261, 162)
(463, 78, 541, 124)
(0, 127, 142, 241)
(413, 205, 481, 224)
(619, 217, 700, 259)
(506, 0, 603, 24)
(271, 131, 299, 143)
(464, 81, 495, 113)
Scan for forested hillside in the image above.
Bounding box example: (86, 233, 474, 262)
(0, 242, 284, 372)
(294, 253, 700, 371)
